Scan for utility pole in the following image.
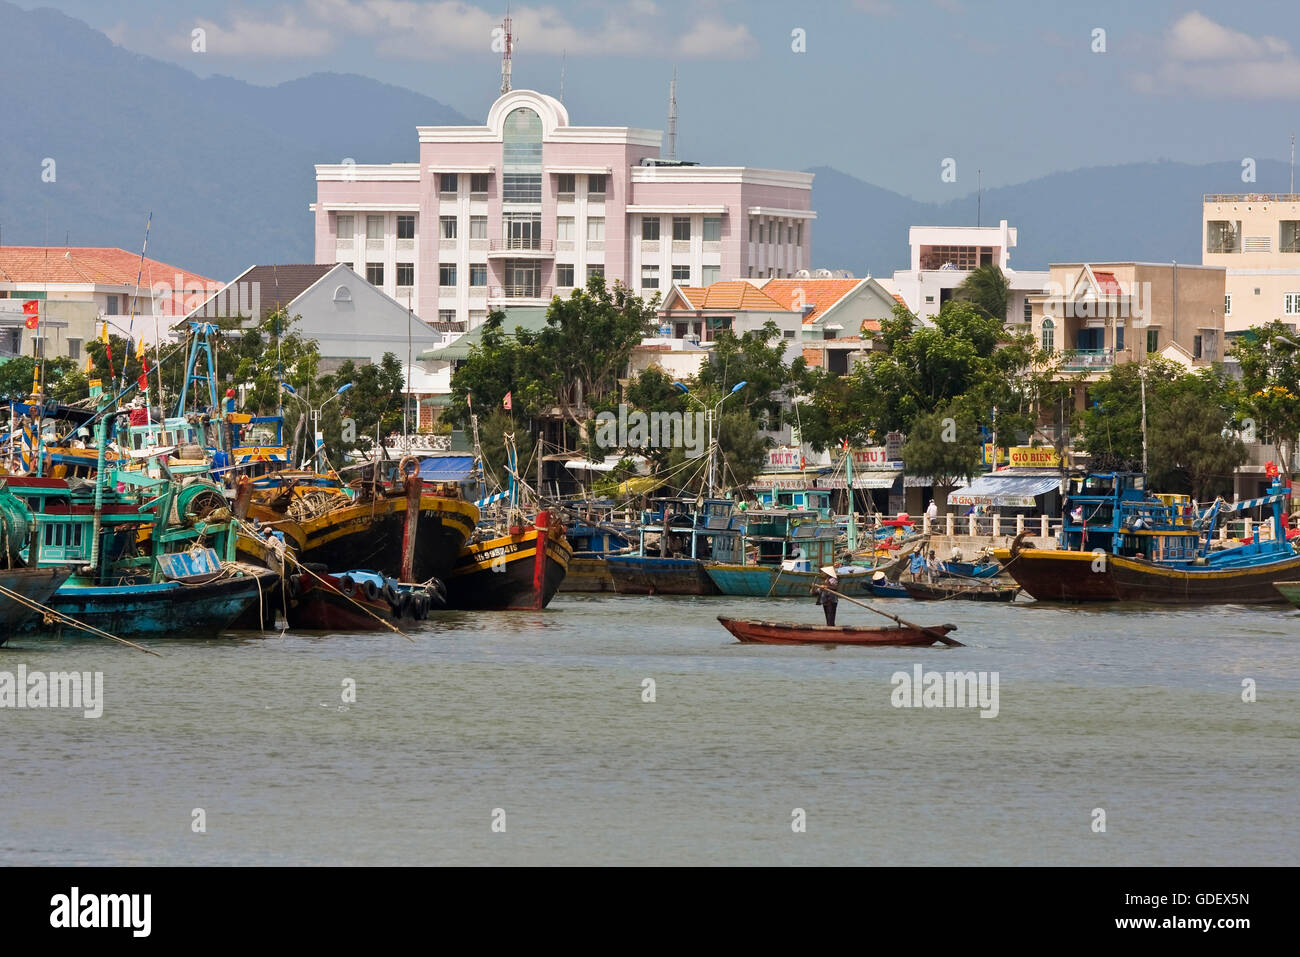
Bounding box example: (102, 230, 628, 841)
(1139, 367, 1149, 475)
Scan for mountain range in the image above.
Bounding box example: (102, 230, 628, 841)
(0, 1, 1290, 285)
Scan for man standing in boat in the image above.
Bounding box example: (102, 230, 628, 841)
(814, 569, 839, 625)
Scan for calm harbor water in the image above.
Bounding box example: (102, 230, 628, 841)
(2, 593, 1297, 866)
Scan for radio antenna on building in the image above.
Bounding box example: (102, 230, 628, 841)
(977, 169, 982, 227)
(559, 49, 565, 102)
(500, 8, 513, 94)
(666, 67, 678, 161)
(1291, 134, 1295, 194)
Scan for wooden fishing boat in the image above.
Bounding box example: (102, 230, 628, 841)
(17, 562, 277, 640)
(718, 615, 957, 647)
(605, 499, 738, 595)
(559, 505, 632, 593)
(446, 511, 573, 610)
(993, 472, 1300, 604)
(285, 567, 443, 630)
(903, 580, 1020, 602)
(561, 556, 616, 592)
(869, 577, 910, 598)
(0, 566, 74, 636)
(1272, 581, 1300, 607)
(242, 471, 479, 583)
(705, 562, 876, 597)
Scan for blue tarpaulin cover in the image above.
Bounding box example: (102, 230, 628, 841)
(419, 455, 475, 482)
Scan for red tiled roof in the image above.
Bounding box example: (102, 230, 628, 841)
(667, 281, 787, 312)
(891, 292, 906, 305)
(0, 246, 214, 290)
(1092, 270, 1122, 296)
(759, 278, 864, 324)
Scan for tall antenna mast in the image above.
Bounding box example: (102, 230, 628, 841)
(1291, 134, 1295, 194)
(666, 67, 678, 162)
(977, 169, 982, 227)
(559, 50, 565, 102)
(500, 8, 513, 95)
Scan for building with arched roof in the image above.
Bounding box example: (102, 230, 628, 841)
(313, 89, 814, 331)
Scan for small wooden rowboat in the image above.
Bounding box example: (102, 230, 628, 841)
(718, 615, 957, 647)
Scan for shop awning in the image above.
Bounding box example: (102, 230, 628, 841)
(947, 472, 1061, 508)
(418, 455, 475, 482)
(820, 470, 900, 490)
(748, 470, 823, 490)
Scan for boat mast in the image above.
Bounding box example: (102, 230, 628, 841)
(844, 440, 857, 554)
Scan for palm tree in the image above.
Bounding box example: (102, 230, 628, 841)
(955, 264, 1010, 322)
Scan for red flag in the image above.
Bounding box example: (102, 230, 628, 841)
(22, 300, 39, 315)
(503, 391, 512, 411)
(25, 314, 39, 330)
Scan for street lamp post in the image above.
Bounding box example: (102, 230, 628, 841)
(282, 381, 353, 470)
(673, 380, 747, 498)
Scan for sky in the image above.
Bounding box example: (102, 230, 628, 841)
(16, 0, 1300, 200)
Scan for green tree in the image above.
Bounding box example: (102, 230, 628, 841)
(314, 352, 406, 461)
(1148, 370, 1246, 501)
(526, 276, 658, 432)
(954, 263, 1011, 321)
(899, 402, 982, 511)
(1232, 320, 1300, 476)
(693, 320, 800, 421)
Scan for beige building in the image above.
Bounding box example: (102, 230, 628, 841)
(1024, 262, 1226, 409)
(1202, 193, 1300, 334)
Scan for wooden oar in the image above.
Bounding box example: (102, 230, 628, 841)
(820, 585, 964, 647)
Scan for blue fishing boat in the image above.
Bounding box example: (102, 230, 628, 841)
(559, 500, 635, 593)
(704, 509, 876, 597)
(993, 471, 1300, 603)
(606, 498, 742, 595)
(869, 575, 910, 598)
(937, 559, 1001, 579)
(2, 416, 276, 640)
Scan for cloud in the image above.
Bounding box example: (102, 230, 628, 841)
(181, 11, 336, 57)
(1133, 12, 1300, 99)
(1166, 11, 1289, 61)
(677, 19, 759, 59)
(303, 0, 750, 58)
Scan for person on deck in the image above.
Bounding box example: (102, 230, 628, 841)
(909, 549, 925, 582)
(815, 572, 839, 625)
(926, 500, 938, 525)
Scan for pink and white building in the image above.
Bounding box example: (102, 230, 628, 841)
(312, 89, 814, 329)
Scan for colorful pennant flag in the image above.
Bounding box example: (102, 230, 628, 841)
(503, 391, 512, 411)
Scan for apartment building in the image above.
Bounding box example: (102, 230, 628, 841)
(887, 220, 1050, 325)
(312, 89, 814, 330)
(1201, 193, 1300, 334)
(1025, 262, 1226, 409)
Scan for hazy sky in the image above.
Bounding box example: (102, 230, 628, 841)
(19, 0, 1300, 199)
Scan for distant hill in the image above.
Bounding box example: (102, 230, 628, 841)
(809, 159, 1295, 277)
(0, 1, 469, 281)
(1, 1, 1289, 288)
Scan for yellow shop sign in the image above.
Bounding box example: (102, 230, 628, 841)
(1008, 446, 1060, 468)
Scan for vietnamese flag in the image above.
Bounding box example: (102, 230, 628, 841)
(23, 300, 39, 329)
